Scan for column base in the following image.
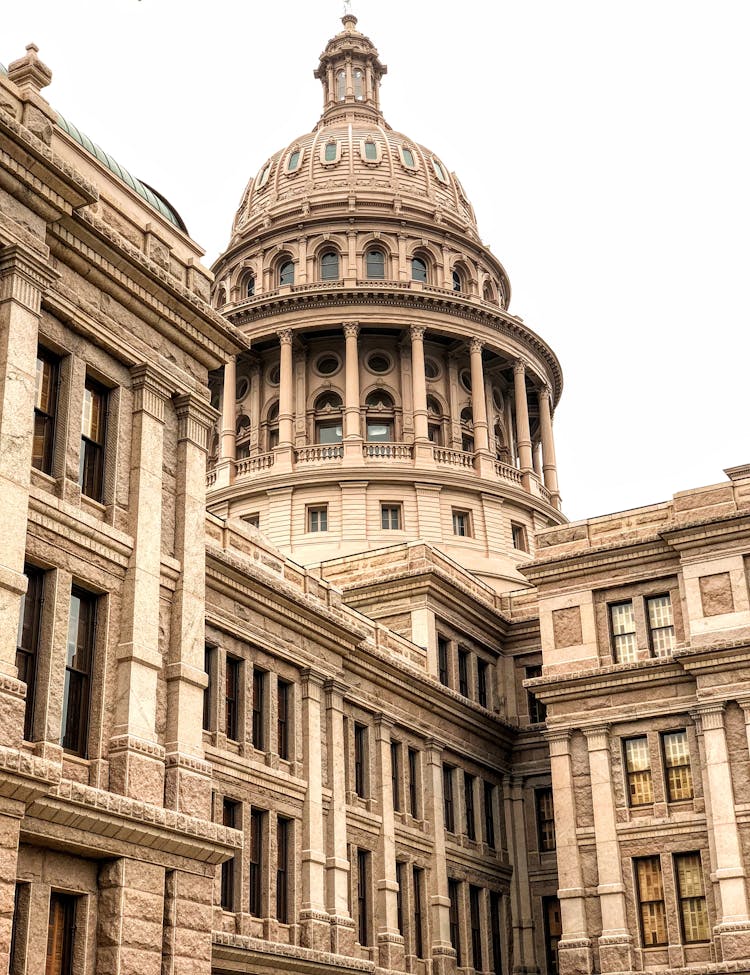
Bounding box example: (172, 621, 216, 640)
(164, 751, 212, 819)
(557, 937, 594, 975)
(413, 440, 436, 466)
(0, 673, 25, 749)
(715, 921, 750, 962)
(377, 931, 405, 970)
(475, 450, 496, 480)
(299, 910, 331, 952)
(329, 914, 356, 956)
(212, 458, 235, 489)
(598, 934, 633, 973)
(108, 735, 165, 804)
(430, 943, 457, 975)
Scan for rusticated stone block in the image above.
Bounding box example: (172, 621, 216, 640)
(699, 572, 734, 617)
(552, 606, 583, 648)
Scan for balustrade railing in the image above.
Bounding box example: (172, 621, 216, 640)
(235, 452, 275, 475)
(295, 444, 344, 463)
(433, 447, 475, 469)
(494, 460, 523, 485)
(363, 442, 414, 461)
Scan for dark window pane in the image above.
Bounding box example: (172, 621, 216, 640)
(61, 590, 95, 756)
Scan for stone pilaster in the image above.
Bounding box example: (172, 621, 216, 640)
(214, 355, 236, 488)
(300, 669, 330, 951)
(582, 726, 633, 973)
(544, 729, 594, 975)
(276, 329, 294, 469)
(342, 322, 362, 464)
(423, 739, 456, 975)
(513, 358, 533, 490)
(164, 393, 217, 820)
(409, 325, 433, 461)
(373, 714, 405, 969)
(324, 678, 356, 954)
(161, 870, 213, 975)
(503, 776, 539, 974)
(110, 365, 172, 804)
(469, 338, 490, 452)
(692, 702, 750, 961)
(96, 858, 166, 975)
(0, 246, 56, 747)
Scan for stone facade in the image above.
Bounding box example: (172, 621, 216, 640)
(0, 17, 748, 975)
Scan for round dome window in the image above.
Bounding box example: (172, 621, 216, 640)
(492, 387, 505, 411)
(236, 377, 250, 401)
(268, 365, 281, 386)
(459, 368, 472, 393)
(424, 357, 441, 380)
(315, 354, 341, 377)
(366, 352, 392, 374)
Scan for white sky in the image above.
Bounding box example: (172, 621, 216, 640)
(4, 0, 748, 521)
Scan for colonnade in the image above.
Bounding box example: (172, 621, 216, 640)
(214, 324, 561, 508)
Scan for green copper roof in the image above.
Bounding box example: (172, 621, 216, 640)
(56, 113, 187, 232)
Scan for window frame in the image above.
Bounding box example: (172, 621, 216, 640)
(536, 787, 556, 852)
(380, 503, 403, 531)
(248, 808, 265, 917)
(225, 654, 241, 743)
(609, 600, 638, 663)
(511, 522, 529, 553)
(276, 816, 291, 923)
(365, 248, 386, 279)
(443, 764, 455, 833)
(307, 505, 329, 533)
(646, 593, 676, 656)
(674, 851, 709, 944)
(661, 729, 693, 803)
(17, 566, 44, 741)
(525, 664, 546, 724)
(484, 781, 496, 849)
(79, 375, 108, 503)
(252, 668, 267, 751)
(408, 747, 419, 818)
(452, 508, 472, 538)
(278, 259, 295, 287)
(634, 855, 667, 948)
(320, 250, 340, 281)
(62, 587, 97, 756)
(623, 736, 654, 807)
(354, 722, 368, 798)
(464, 772, 476, 841)
(356, 848, 371, 946)
(221, 798, 240, 911)
(33, 346, 60, 475)
(277, 679, 291, 760)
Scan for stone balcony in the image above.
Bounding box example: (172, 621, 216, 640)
(207, 441, 553, 505)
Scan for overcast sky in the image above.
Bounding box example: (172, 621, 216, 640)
(4, 1, 748, 521)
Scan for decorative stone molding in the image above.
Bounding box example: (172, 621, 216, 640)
(513, 356, 530, 376)
(690, 701, 726, 732)
(581, 724, 610, 751)
(212, 931, 374, 972)
(130, 364, 173, 421)
(164, 751, 212, 777)
(469, 337, 484, 354)
(174, 392, 218, 450)
(278, 327, 294, 345)
(0, 243, 56, 312)
(342, 320, 360, 338)
(409, 324, 425, 341)
(542, 728, 573, 756)
(108, 734, 166, 761)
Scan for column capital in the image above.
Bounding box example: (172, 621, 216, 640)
(277, 328, 294, 346)
(324, 677, 349, 708)
(0, 243, 57, 313)
(409, 324, 426, 341)
(300, 667, 327, 696)
(469, 337, 484, 354)
(513, 356, 530, 376)
(690, 701, 727, 731)
(581, 724, 611, 750)
(538, 383, 553, 402)
(373, 713, 395, 737)
(174, 393, 219, 449)
(543, 727, 573, 756)
(130, 364, 173, 422)
(423, 737, 445, 761)
(342, 321, 360, 339)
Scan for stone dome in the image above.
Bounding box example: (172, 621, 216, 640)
(231, 15, 478, 241)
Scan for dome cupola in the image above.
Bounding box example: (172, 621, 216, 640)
(314, 13, 388, 126)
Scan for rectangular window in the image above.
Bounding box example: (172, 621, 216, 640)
(610, 601, 637, 663)
(464, 772, 476, 841)
(252, 668, 266, 750)
(79, 376, 107, 501)
(525, 664, 546, 724)
(248, 809, 265, 917)
(674, 852, 709, 943)
(242, 513, 260, 529)
(221, 799, 239, 910)
(511, 522, 528, 552)
(458, 648, 469, 697)
(484, 781, 496, 849)
(543, 896, 561, 975)
(354, 722, 367, 798)
(17, 566, 44, 741)
(647, 594, 676, 656)
(413, 866, 425, 958)
(635, 856, 667, 947)
(203, 644, 214, 732)
(307, 505, 328, 532)
(46, 892, 76, 975)
(452, 509, 471, 537)
(477, 659, 488, 708)
(624, 737, 653, 806)
(408, 747, 419, 818)
(277, 679, 290, 760)
(490, 890, 502, 975)
(395, 861, 405, 935)
(276, 817, 290, 923)
(225, 655, 241, 742)
(448, 879, 462, 965)
(391, 740, 401, 812)
(33, 348, 59, 474)
(62, 588, 96, 756)
(662, 730, 693, 802)
(357, 849, 370, 946)
(381, 504, 402, 530)
(536, 788, 556, 852)
(470, 885, 483, 971)
(438, 635, 450, 687)
(443, 764, 455, 832)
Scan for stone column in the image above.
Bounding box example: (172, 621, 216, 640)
(582, 726, 633, 973)
(692, 702, 750, 960)
(398, 234, 408, 282)
(300, 670, 329, 951)
(346, 231, 357, 283)
(423, 739, 456, 975)
(410, 325, 434, 465)
(96, 859, 166, 975)
(277, 329, 294, 470)
(0, 246, 55, 747)
(503, 777, 538, 974)
(110, 365, 172, 805)
(447, 355, 461, 449)
(215, 356, 236, 488)
(298, 236, 308, 284)
(470, 338, 494, 478)
(513, 358, 534, 490)
(325, 679, 356, 954)
(249, 360, 261, 455)
(532, 441, 542, 478)
(164, 393, 217, 821)
(373, 715, 405, 969)
(161, 870, 214, 975)
(545, 730, 594, 975)
(538, 384, 561, 509)
(343, 322, 362, 464)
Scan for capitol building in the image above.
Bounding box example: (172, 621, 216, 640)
(0, 15, 749, 975)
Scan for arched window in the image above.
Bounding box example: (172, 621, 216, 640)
(366, 249, 385, 279)
(336, 70, 346, 101)
(257, 161, 272, 189)
(246, 275, 256, 298)
(279, 260, 294, 286)
(314, 392, 343, 444)
(287, 150, 301, 172)
(353, 68, 364, 101)
(452, 269, 463, 292)
(266, 402, 279, 451)
(460, 407, 474, 453)
(427, 395, 444, 445)
(215, 287, 226, 308)
(411, 257, 428, 283)
(495, 423, 510, 464)
(236, 413, 251, 458)
(320, 251, 340, 281)
(483, 280, 496, 302)
(365, 390, 395, 442)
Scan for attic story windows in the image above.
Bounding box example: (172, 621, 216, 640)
(286, 149, 302, 173)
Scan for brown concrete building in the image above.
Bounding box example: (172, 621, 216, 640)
(0, 16, 748, 975)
